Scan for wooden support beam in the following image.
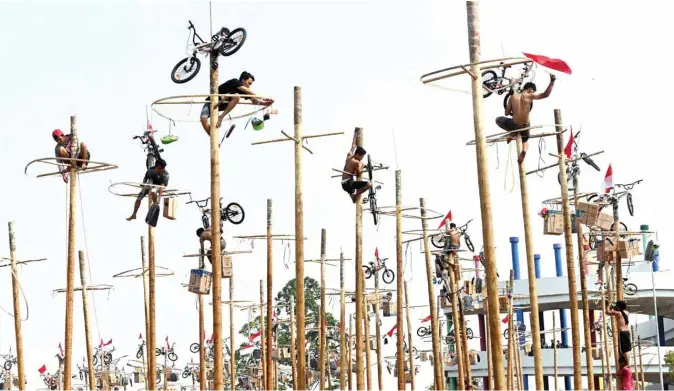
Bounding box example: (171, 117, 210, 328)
(395, 170, 405, 391)
(140, 237, 150, 390)
(354, 127, 365, 391)
(7, 222, 25, 389)
(78, 251, 97, 391)
(525, 150, 605, 176)
(63, 115, 78, 391)
(362, 272, 372, 390)
(260, 280, 267, 390)
(266, 199, 274, 391)
(290, 301, 297, 390)
(373, 254, 384, 391)
(449, 267, 465, 391)
(339, 251, 346, 391)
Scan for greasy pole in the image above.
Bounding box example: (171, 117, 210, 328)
(78, 251, 97, 391)
(7, 222, 25, 389)
(140, 237, 150, 390)
(373, 254, 383, 391)
(403, 281, 415, 390)
(354, 127, 365, 390)
(266, 199, 274, 391)
(554, 108, 582, 389)
(465, 3, 504, 387)
(339, 251, 347, 390)
(319, 229, 327, 390)
(395, 170, 405, 391)
(260, 280, 267, 389)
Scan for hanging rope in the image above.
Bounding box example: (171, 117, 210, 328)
(536, 137, 546, 178)
(403, 242, 413, 282)
(283, 241, 291, 270)
(0, 266, 30, 321)
(503, 142, 516, 193)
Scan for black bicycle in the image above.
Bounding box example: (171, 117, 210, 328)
(503, 321, 526, 340)
(360, 155, 385, 225)
(588, 179, 643, 218)
(186, 195, 245, 229)
(93, 346, 113, 365)
(136, 340, 145, 359)
(482, 62, 533, 105)
(133, 127, 164, 170)
(394, 339, 420, 360)
(171, 20, 247, 84)
(362, 257, 395, 284)
(431, 219, 475, 253)
(156, 342, 178, 362)
(1, 353, 16, 370)
(604, 277, 637, 296)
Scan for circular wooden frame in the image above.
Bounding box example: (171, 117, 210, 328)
(151, 94, 275, 123)
(107, 181, 190, 198)
(112, 266, 174, 278)
(52, 284, 114, 294)
(465, 125, 567, 146)
(377, 206, 443, 220)
(25, 157, 118, 178)
(420, 57, 533, 85)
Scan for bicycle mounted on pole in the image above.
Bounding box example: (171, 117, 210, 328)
(361, 155, 388, 226)
(186, 194, 245, 230)
(431, 219, 475, 253)
(133, 127, 164, 170)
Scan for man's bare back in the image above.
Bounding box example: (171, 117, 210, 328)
(343, 157, 361, 179)
(509, 92, 534, 126)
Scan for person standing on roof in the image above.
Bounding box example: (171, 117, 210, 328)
(495, 73, 556, 164)
(200, 71, 274, 136)
(126, 159, 169, 221)
(52, 129, 90, 183)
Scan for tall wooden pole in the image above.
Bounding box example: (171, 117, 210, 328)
(7, 222, 25, 389)
(637, 337, 644, 390)
(290, 302, 297, 391)
(394, 170, 405, 391)
(486, 308, 492, 390)
(260, 280, 267, 389)
(458, 296, 472, 385)
(78, 251, 97, 391)
(507, 272, 514, 390)
(607, 267, 620, 389)
(230, 278, 235, 388)
(449, 265, 465, 391)
(140, 236, 150, 391)
(352, 126, 365, 391)
(294, 86, 308, 391)
(199, 294, 206, 389)
(515, 134, 544, 389)
(419, 198, 444, 389)
(361, 274, 372, 390)
(339, 251, 346, 391)
(266, 199, 274, 391)
(574, 181, 595, 389)
(63, 115, 78, 391)
(373, 260, 383, 391)
(148, 199, 157, 391)
(208, 38, 224, 391)
(465, 3, 504, 387)
(553, 315, 558, 391)
(403, 281, 415, 390)
(347, 316, 353, 391)
(554, 108, 582, 389)
(319, 229, 327, 391)
(600, 273, 614, 391)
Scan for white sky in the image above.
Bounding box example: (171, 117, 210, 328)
(1, 0, 671, 388)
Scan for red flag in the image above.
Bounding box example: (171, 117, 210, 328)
(522, 52, 572, 74)
(103, 339, 112, 347)
(208, 333, 214, 343)
(563, 128, 575, 159)
(421, 314, 432, 323)
(249, 331, 261, 342)
(99, 338, 104, 349)
(386, 324, 398, 337)
(138, 333, 143, 340)
(58, 343, 64, 357)
(38, 364, 47, 374)
(165, 336, 170, 349)
(438, 210, 453, 229)
(374, 247, 379, 260)
(502, 315, 509, 324)
(601, 164, 613, 194)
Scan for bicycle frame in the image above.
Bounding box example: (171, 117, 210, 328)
(485, 63, 533, 95)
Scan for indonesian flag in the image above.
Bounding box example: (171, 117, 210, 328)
(386, 324, 398, 337)
(165, 336, 170, 349)
(601, 164, 614, 195)
(38, 364, 47, 374)
(272, 309, 278, 324)
(249, 331, 261, 342)
(421, 314, 432, 323)
(522, 52, 572, 74)
(207, 333, 214, 344)
(138, 333, 143, 340)
(502, 315, 509, 324)
(563, 127, 575, 159)
(58, 343, 64, 357)
(240, 343, 255, 356)
(147, 121, 153, 131)
(438, 210, 453, 229)
(99, 339, 112, 348)
(375, 248, 380, 261)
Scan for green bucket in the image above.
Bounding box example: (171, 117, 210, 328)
(161, 135, 179, 145)
(251, 117, 265, 131)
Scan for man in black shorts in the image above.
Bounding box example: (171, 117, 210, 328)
(606, 300, 631, 361)
(341, 133, 371, 203)
(200, 71, 274, 136)
(126, 159, 169, 221)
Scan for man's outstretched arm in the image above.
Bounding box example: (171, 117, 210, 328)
(533, 74, 556, 100)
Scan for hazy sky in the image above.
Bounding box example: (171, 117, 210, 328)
(0, 0, 670, 388)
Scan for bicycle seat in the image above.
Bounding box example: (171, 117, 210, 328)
(622, 277, 628, 282)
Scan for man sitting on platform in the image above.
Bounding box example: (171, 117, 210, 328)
(126, 159, 169, 221)
(200, 71, 274, 136)
(196, 227, 226, 264)
(495, 73, 556, 164)
(52, 129, 90, 183)
(341, 132, 372, 203)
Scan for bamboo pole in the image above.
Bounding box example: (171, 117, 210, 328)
(554, 108, 582, 389)
(260, 280, 267, 389)
(630, 326, 637, 390)
(6, 222, 25, 389)
(361, 273, 372, 390)
(266, 199, 274, 391)
(140, 236, 150, 391)
(372, 267, 382, 391)
(637, 338, 644, 390)
(574, 179, 595, 390)
(507, 272, 514, 391)
(600, 275, 614, 391)
(607, 266, 619, 389)
(403, 281, 415, 390)
(347, 316, 353, 391)
(600, 326, 606, 390)
(486, 309, 492, 390)
(465, 3, 504, 387)
(294, 86, 308, 391)
(63, 115, 79, 391)
(199, 293, 206, 390)
(230, 277, 235, 388)
(319, 229, 327, 391)
(78, 251, 97, 391)
(394, 172, 405, 391)
(353, 127, 365, 391)
(515, 133, 544, 389)
(458, 293, 472, 386)
(449, 265, 465, 391)
(419, 197, 444, 389)
(553, 316, 558, 390)
(339, 251, 347, 391)
(290, 302, 297, 391)
(148, 198, 157, 391)
(516, 327, 524, 390)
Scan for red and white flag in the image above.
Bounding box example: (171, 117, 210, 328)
(563, 127, 575, 159)
(207, 333, 214, 344)
(601, 164, 614, 195)
(99, 339, 112, 348)
(438, 210, 453, 229)
(421, 314, 432, 323)
(239, 343, 255, 356)
(249, 331, 261, 342)
(386, 324, 398, 338)
(502, 315, 509, 324)
(165, 336, 170, 349)
(58, 343, 64, 357)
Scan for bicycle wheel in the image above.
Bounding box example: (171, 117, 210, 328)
(503, 329, 509, 339)
(627, 193, 634, 216)
(146, 154, 157, 171)
(80, 371, 83, 380)
(156, 348, 162, 356)
(171, 56, 201, 84)
(607, 326, 613, 338)
(219, 28, 247, 57)
(588, 234, 597, 250)
(362, 265, 373, 279)
(168, 352, 178, 362)
(3, 361, 11, 370)
(136, 348, 143, 359)
(104, 352, 112, 364)
(190, 343, 200, 353)
(382, 268, 395, 284)
(465, 235, 475, 253)
(624, 283, 637, 296)
(481, 70, 498, 98)
(610, 222, 628, 233)
(224, 202, 245, 225)
(412, 347, 420, 359)
(431, 234, 445, 249)
(182, 371, 189, 379)
(417, 327, 428, 338)
(466, 327, 474, 339)
(93, 355, 99, 365)
(201, 214, 210, 229)
(519, 323, 526, 333)
(371, 195, 379, 226)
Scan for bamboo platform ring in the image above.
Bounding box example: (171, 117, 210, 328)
(465, 125, 568, 146)
(108, 181, 190, 198)
(377, 206, 443, 220)
(233, 234, 300, 240)
(112, 266, 174, 278)
(151, 94, 277, 123)
(24, 157, 118, 178)
(52, 284, 113, 295)
(420, 57, 533, 85)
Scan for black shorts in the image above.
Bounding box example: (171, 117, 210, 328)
(341, 178, 368, 194)
(619, 330, 632, 355)
(495, 117, 530, 142)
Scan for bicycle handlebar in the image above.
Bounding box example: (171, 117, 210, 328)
(188, 20, 194, 29)
(615, 179, 643, 190)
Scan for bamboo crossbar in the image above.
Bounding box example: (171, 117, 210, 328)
(233, 234, 298, 239)
(24, 157, 118, 178)
(420, 57, 532, 84)
(526, 150, 605, 175)
(590, 231, 654, 236)
(53, 284, 113, 294)
(112, 266, 173, 278)
(0, 257, 46, 267)
(182, 250, 253, 257)
(466, 128, 566, 146)
(542, 192, 597, 205)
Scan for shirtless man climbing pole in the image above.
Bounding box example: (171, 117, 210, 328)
(341, 133, 372, 203)
(200, 71, 274, 136)
(496, 73, 556, 164)
(197, 228, 226, 265)
(126, 159, 169, 221)
(605, 300, 631, 362)
(53, 129, 90, 183)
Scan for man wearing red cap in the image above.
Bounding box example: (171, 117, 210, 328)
(52, 129, 90, 183)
